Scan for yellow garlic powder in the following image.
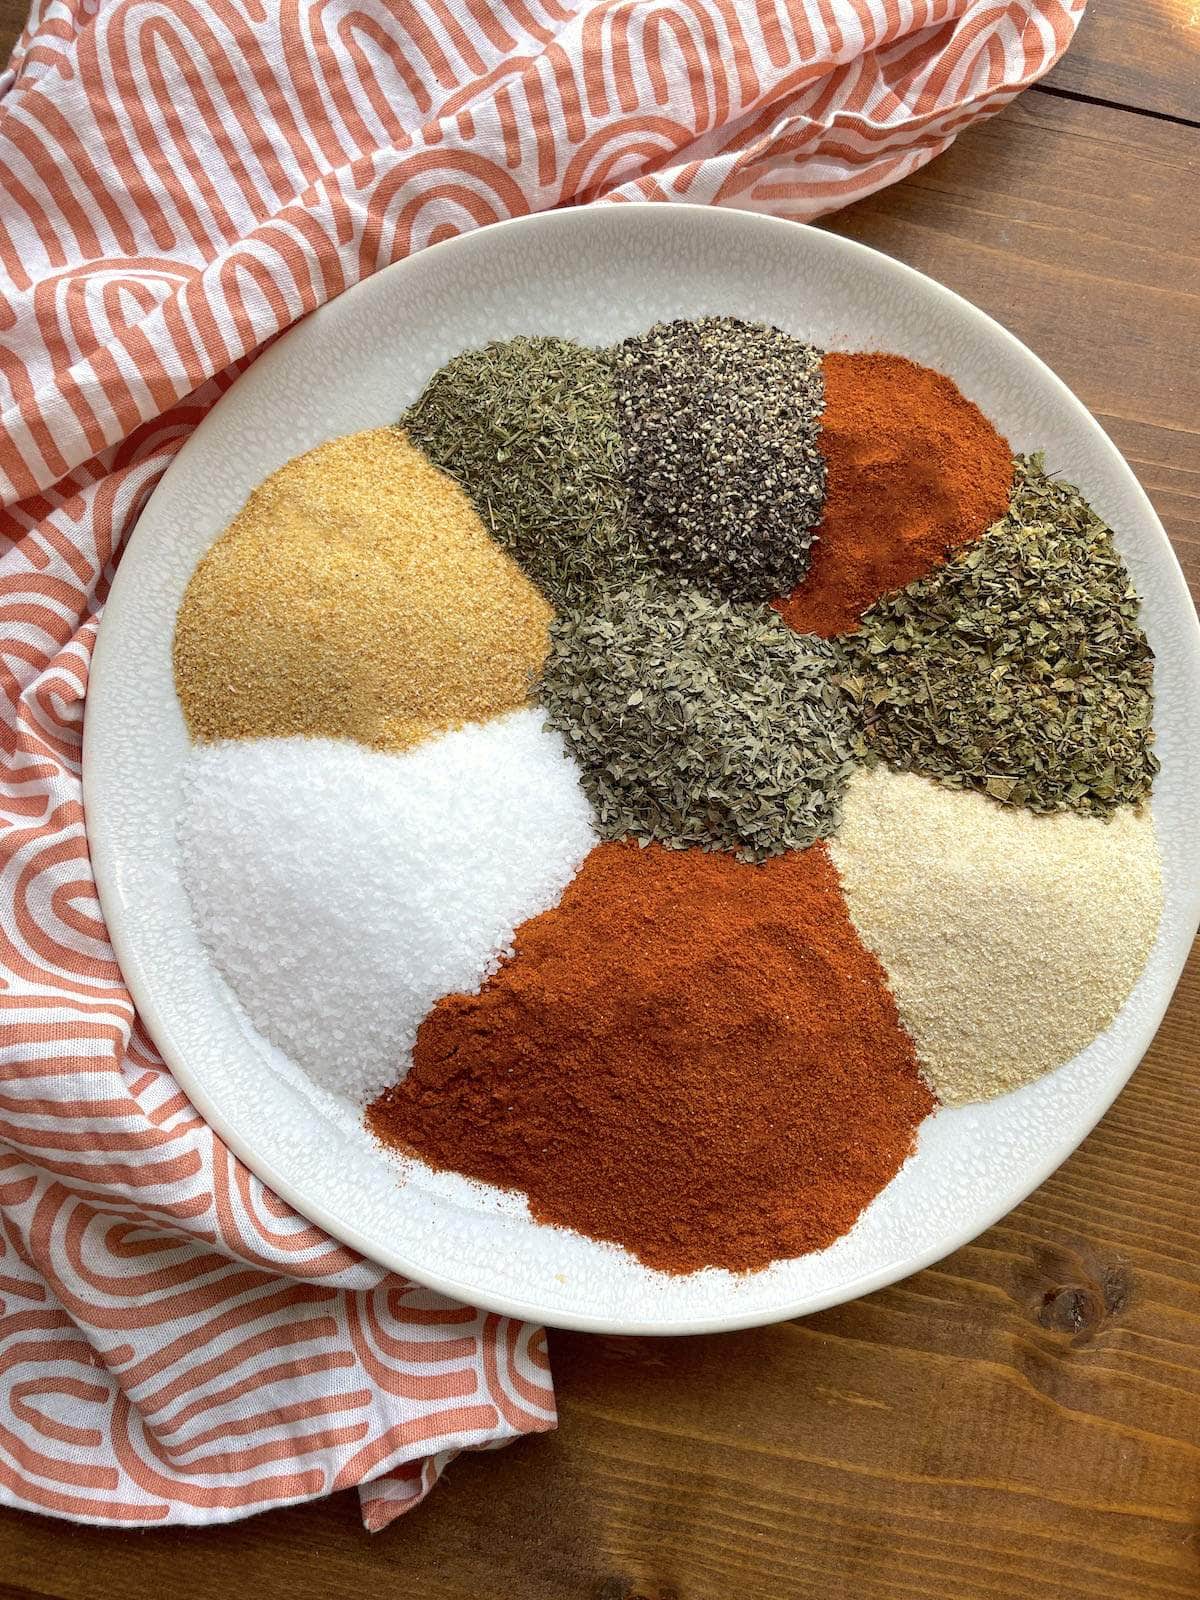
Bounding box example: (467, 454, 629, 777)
(173, 427, 553, 753)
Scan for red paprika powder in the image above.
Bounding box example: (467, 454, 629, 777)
(369, 840, 934, 1276)
(774, 352, 1013, 637)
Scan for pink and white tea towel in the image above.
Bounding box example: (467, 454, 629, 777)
(0, 0, 1082, 1531)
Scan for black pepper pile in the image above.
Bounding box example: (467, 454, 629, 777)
(610, 316, 826, 602)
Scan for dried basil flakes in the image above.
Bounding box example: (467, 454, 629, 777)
(837, 453, 1158, 816)
(611, 317, 826, 603)
(403, 335, 642, 608)
(539, 579, 856, 861)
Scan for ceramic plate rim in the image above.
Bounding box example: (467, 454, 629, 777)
(83, 205, 1200, 1335)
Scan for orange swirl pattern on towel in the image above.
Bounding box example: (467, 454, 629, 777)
(0, 0, 1080, 1531)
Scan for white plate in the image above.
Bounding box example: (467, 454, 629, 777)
(84, 206, 1200, 1335)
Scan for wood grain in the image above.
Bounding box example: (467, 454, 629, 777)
(1042, 0, 1200, 125)
(0, 7, 1198, 1600)
(0, 0, 20, 64)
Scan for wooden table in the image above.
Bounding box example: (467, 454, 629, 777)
(1, 5, 1197, 1596)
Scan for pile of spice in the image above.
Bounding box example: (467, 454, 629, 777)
(179, 711, 596, 1102)
(772, 352, 1013, 637)
(838, 453, 1159, 815)
(538, 579, 856, 860)
(403, 335, 639, 608)
(830, 766, 1163, 1103)
(174, 428, 551, 752)
(368, 839, 935, 1275)
(171, 317, 1167, 1283)
(612, 316, 826, 601)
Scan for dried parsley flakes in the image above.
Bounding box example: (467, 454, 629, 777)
(538, 579, 856, 861)
(611, 317, 826, 602)
(837, 453, 1158, 816)
(403, 335, 641, 608)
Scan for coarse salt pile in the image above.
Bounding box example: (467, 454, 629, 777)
(829, 765, 1163, 1104)
(178, 710, 598, 1103)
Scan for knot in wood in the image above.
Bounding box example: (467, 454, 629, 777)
(1040, 1283, 1103, 1335)
(595, 1579, 680, 1600)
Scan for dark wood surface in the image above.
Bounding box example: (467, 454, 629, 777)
(1, 3, 1198, 1596)
(1043, 0, 1200, 123)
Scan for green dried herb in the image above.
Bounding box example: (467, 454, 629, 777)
(403, 335, 641, 607)
(838, 453, 1158, 816)
(611, 316, 826, 602)
(539, 578, 856, 861)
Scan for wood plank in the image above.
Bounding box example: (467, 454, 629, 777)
(1043, 0, 1200, 126)
(0, 0, 22, 64)
(0, 32, 1197, 1600)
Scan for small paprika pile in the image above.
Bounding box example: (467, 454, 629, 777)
(773, 352, 1013, 637)
(368, 839, 934, 1275)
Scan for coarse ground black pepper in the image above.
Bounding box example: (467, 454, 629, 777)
(610, 316, 826, 602)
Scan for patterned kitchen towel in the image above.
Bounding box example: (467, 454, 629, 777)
(0, 0, 1082, 1531)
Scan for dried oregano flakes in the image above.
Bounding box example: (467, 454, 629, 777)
(837, 453, 1158, 817)
(402, 335, 644, 609)
(611, 316, 826, 603)
(538, 578, 857, 862)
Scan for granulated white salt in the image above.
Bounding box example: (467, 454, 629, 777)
(178, 710, 598, 1103)
(829, 765, 1162, 1105)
